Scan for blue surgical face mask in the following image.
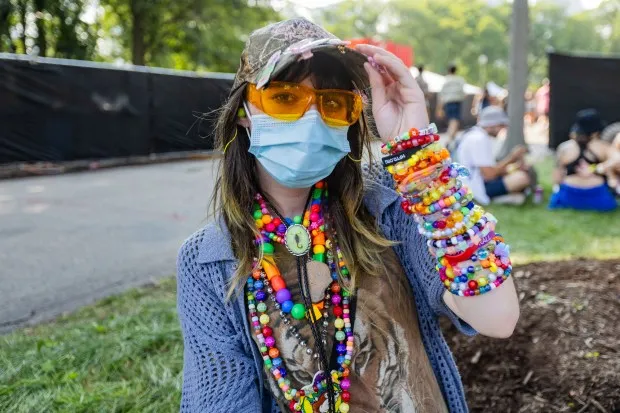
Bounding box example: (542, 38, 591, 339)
(246, 108, 350, 188)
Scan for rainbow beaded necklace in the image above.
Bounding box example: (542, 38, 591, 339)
(246, 182, 355, 413)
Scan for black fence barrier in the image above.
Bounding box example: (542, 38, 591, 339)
(0, 55, 233, 163)
(1, 54, 478, 164)
(549, 52, 620, 149)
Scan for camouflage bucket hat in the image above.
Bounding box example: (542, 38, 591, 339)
(231, 18, 370, 94)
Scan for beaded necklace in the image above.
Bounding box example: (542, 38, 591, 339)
(247, 182, 355, 413)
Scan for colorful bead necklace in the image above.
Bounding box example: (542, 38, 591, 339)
(247, 183, 355, 413)
(252, 183, 328, 317)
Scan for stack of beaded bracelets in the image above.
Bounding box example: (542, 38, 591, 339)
(382, 124, 512, 297)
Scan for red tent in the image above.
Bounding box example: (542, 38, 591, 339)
(347, 38, 414, 68)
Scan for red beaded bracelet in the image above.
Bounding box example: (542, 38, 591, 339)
(381, 124, 440, 155)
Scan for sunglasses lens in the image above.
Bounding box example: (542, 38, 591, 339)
(260, 83, 311, 121)
(319, 92, 362, 127)
(247, 83, 363, 126)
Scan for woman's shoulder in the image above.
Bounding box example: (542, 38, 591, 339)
(590, 139, 611, 159)
(557, 140, 578, 161)
(177, 219, 235, 289)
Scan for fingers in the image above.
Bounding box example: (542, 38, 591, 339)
(355, 43, 394, 59)
(356, 44, 416, 89)
(374, 54, 416, 89)
(363, 62, 387, 107)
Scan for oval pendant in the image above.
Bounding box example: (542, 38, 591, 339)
(284, 224, 311, 256)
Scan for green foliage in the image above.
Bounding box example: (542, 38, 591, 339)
(0, 0, 98, 59)
(1, 0, 619, 84)
(315, 0, 620, 87)
(99, 0, 279, 70)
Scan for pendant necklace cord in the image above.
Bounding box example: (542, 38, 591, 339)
(262, 186, 336, 413)
(297, 255, 335, 413)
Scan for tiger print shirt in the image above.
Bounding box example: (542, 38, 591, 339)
(251, 243, 448, 413)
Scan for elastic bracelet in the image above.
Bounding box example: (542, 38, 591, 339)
(396, 162, 446, 192)
(404, 190, 474, 216)
(390, 154, 451, 185)
(439, 239, 512, 296)
(382, 146, 425, 168)
(440, 228, 496, 264)
(429, 214, 497, 249)
(381, 133, 440, 156)
(409, 178, 459, 203)
(385, 143, 444, 175)
(415, 201, 477, 226)
(431, 222, 498, 263)
(408, 185, 469, 215)
(417, 181, 463, 208)
(381, 124, 439, 155)
(418, 205, 483, 239)
(399, 161, 466, 195)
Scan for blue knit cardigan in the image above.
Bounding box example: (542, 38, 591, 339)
(176, 166, 476, 412)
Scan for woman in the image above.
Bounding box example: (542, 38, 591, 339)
(524, 90, 537, 125)
(177, 18, 519, 413)
(550, 109, 618, 211)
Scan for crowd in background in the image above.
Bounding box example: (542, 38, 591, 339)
(415, 66, 619, 212)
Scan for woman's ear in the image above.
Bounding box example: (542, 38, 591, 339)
(237, 107, 250, 128)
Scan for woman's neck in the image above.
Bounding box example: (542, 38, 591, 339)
(257, 165, 311, 219)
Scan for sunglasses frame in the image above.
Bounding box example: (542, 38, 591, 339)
(246, 81, 363, 127)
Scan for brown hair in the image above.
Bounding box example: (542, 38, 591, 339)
(210, 53, 392, 298)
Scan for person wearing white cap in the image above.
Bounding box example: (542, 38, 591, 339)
(456, 106, 532, 205)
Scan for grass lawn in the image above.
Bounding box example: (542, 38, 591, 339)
(0, 280, 182, 413)
(1, 156, 618, 412)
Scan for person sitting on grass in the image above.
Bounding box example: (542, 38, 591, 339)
(550, 109, 619, 211)
(456, 106, 534, 205)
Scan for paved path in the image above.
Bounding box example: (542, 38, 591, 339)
(0, 160, 217, 333)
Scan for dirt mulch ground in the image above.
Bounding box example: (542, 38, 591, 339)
(442, 259, 620, 413)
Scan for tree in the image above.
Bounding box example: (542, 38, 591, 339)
(99, 0, 279, 70)
(596, 0, 620, 53)
(315, 0, 384, 40)
(500, 0, 529, 159)
(0, 0, 15, 52)
(0, 0, 98, 59)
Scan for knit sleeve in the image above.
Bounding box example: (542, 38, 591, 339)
(176, 237, 263, 412)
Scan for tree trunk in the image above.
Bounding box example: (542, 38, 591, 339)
(17, 0, 27, 53)
(499, 0, 529, 160)
(33, 0, 46, 56)
(130, 0, 146, 65)
(0, 0, 15, 52)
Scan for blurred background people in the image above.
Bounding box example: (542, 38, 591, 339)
(550, 109, 619, 211)
(472, 86, 492, 117)
(415, 64, 430, 112)
(457, 106, 535, 205)
(437, 64, 466, 145)
(601, 121, 620, 152)
(524, 89, 537, 124)
(535, 78, 550, 129)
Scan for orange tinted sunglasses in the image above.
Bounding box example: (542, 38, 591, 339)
(246, 81, 363, 127)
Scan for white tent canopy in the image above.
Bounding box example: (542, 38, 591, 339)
(410, 67, 507, 97)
